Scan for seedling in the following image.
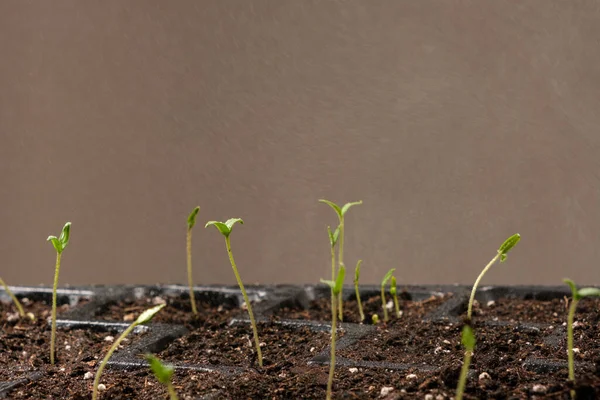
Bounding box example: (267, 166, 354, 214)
(145, 354, 179, 400)
(466, 233, 521, 321)
(455, 324, 476, 400)
(380, 268, 395, 322)
(206, 218, 262, 367)
(564, 279, 600, 399)
(186, 206, 200, 315)
(353, 260, 364, 322)
(320, 265, 346, 400)
(371, 313, 380, 325)
(319, 199, 362, 321)
(46, 221, 71, 365)
(390, 275, 401, 318)
(0, 277, 25, 318)
(92, 304, 165, 400)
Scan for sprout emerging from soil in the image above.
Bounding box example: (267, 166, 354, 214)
(564, 278, 600, 399)
(0, 277, 26, 318)
(353, 260, 365, 322)
(466, 233, 521, 321)
(319, 199, 363, 321)
(46, 221, 71, 365)
(92, 304, 165, 400)
(205, 218, 263, 367)
(371, 313, 380, 325)
(455, 323, 476, 400)
(381, 268, 395, 322)
(390, 275, 400, 318)
(145, 354, 179, 400)
(320, 265, 346, 400)
(186, 206, 200, 315)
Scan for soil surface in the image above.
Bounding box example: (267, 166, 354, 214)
(3, 291, 600, 399)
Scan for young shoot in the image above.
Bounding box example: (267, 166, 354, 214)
(455, 324, 476, 400)
(0, 277, 25, 318)
(327, 225, 340, 282)
(206, 218, 262, 367)
(46, 221, 71, 365)
(467, 233, 521, 321)
(145, 354, 179, 400)
(320, 265, 346, 400)
(353, 260, 364, 322)
(371, 314, 380, 325)
(564, 279, 600, 399)
(380, 268, 395, 322)
(319, 199, 363, 321)
(390, 275, 401, 318)
(186, 206, 200, 315)
(92, 304, 165, 400)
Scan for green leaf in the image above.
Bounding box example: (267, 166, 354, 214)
(205, 218, 243, 238)
(187, 206, 200, 230)
(333, 266, 346, 295)
(390, 276, 397, 296)
(354, 260, 362, 284)
(47, 222, 71, 254)
(461, 324, 476, 351)
(578, 288, 600, 298)
(340, 201, 363, 216)
(563, 278, 579, 300)
(381, 268, 395, 287)
(498, 233, 520, 262)
(319, 199, 342, 220)
(327, 226, 340, 248)
(320, 279, 335, 290)
(145, 354, 174, 385)
(136, 304, 166, 325)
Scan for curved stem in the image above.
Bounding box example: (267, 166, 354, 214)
(355, 281, 364, 322)
(326, 292, 338, 400)
(567, 298, 578, 399)
(0, 277, 25, 317)
(226, 236, 263, 367)
(381, 284, 389, 322)
(186, 228, 198, 315)
(393, 293, 400, 318)
(455, 350, 472, 400)
(167, 382, 179, 400)
(467, 253, 500, 320)
(337, 219, 345, 321)
(50, 252, 62, 365)
(92, 322, 137, 400)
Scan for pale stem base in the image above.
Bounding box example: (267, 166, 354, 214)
(567, 298, 578, 399)
(467, 253, 500, 320)
(50, 252, 62, 365)
(455, 350, 472, 400)
(326, 292, 338, 400)
(186, 229, 198, 315)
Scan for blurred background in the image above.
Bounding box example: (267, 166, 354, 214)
(1, 1, 599, 287)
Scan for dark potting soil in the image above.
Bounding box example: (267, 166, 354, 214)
(272, 291, 447, 324)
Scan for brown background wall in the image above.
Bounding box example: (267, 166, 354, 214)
(1, 1, 600, 287)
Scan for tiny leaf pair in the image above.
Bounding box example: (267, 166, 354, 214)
(47, 222, 71, 254)
(320, 266, 346, 296)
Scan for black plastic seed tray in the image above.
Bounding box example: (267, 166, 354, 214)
(0, 284, 595, 398)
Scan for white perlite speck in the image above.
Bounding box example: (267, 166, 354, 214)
(478, 372, 491, 381)
(84, 372, 94, 380)
(349, 368, 358, 373)
(532, 384, 547, 393)
(104, 335, 114, 342)
(425, 395, 434, 400)
(406, 373, 418, 380)
(380, 386, 394, 397)
(97, 384, 106, 391)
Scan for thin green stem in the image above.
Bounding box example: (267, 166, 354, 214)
(50, 252, 62, 365)
(467, 253, 500, 320)
(381, 284, 388, 322)
(567, 297, 577, 399)
(331, 243, 336, 282)
(393, 293, 400, 318)
(225, 236, 263, 367)
(337, 219, 345, 321)
(455, 350, 472, 400)
(0, 277, 25, 317)
(167, 382, 179, 400)
(326, 292, 338, 400)
(186, 228, 198, 315)
(355, 281, 364, 322)
(92, 322, 138, 400)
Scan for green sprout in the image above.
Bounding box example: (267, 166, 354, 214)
(390, 275, 400, 318)
(380, 268, 395, 322)
(466, 233, 521, 321)
(186, 206, 200, 315)
(455, 324, 476, 400)
(206, 218, 262, 367)
(353, 260, 364, 322)
(319, 199, 362, 321)
(371, 313, 380, 325)
(327, 225, 340, 282)
(320, 265, 346, 400)
(46, 221, 71, 365)
(145, 354, 179, 400)
(564, 279, 600, 399)
(92, 304, 165, 400)
(0, 277, 25, 318)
